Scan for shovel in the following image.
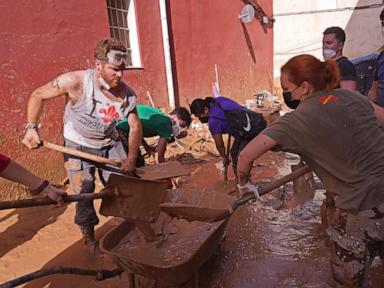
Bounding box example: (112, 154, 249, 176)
(160, 165, 311, 222)
(0, 173, 168, 223)
(42, 141, 189, 180)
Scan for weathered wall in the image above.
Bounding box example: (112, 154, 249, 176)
(127, 0, 169, 108)
(0, 0, 109, 199)
(273, 0, 383, 78)
(0, 0, 273, 199)
(170, 0, 274, 105)
(0, 0, 167, 200)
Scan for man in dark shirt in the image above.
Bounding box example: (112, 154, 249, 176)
(368, 8, 384, 107)
(323, 26, 357, 91)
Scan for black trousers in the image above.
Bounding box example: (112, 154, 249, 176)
(230, 137, 250, 176)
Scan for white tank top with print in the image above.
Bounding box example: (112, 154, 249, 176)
(63, 69, 137, 148)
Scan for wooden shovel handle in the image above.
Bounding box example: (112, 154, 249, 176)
(0, 193, 105, 210)
(213, 165, 312, 222)
(259, 165, 311, 196)
(42, 141, 120, 167)
(42, 141, 186, 180)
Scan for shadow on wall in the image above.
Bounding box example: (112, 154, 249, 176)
(241, 22, 257, 64)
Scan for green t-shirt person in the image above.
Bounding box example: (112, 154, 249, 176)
(117, 105, 191, 163)
(138, 105, 173, 140)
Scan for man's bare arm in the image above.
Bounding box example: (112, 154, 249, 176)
(27, 71, 84, 123)
(156, 137, 168, 163)
(123, 108, 142, 172)
(23, 71, 84, 149)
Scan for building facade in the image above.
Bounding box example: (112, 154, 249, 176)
(0, 0, 273, 199)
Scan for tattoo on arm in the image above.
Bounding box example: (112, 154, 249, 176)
(51, 78, 60, 90)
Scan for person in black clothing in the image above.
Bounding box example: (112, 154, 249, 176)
(323, 26, 357, 91)
(368, 8, 384, 107)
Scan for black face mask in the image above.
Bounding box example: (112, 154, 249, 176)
(199, 116, 209, 123)
(282, 91, 300, 109)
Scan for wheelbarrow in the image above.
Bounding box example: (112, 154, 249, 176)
(99, 188, 235, 287)
(100, 219, 228, 287)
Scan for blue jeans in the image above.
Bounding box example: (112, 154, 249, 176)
(63, 138, 126, 228)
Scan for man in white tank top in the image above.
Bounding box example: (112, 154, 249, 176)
(22, 38, 142, 255)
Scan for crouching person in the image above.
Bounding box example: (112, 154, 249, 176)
(190, 96, 266, 182)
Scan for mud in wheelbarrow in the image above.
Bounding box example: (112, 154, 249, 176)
(100, 219, 227, 286)
(99, 189, 233, 287)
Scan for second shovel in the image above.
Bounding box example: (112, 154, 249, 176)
(160, 165, 311, 223)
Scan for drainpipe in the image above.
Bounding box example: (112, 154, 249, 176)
(159, 0, 175, 109)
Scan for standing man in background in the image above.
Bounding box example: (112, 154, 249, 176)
(369, 8, 384, 106)
(323, 26, 357, 91)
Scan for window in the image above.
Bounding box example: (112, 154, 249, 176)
(107, 0, 142, 68)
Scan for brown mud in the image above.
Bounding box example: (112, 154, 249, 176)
(111, 219, 221, 267)
(0, 132, 383, 287)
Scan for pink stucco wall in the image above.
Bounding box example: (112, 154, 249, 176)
(169, 0, 273, 106)
(0, 0, 272, 199)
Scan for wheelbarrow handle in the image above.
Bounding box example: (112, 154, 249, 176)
(0, 193, 105, 210)
(42, 141, 120, 167)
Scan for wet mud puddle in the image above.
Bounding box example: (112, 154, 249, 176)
(191, 152, 384, 288)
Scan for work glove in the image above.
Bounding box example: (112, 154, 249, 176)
(237, 182, 262, 201)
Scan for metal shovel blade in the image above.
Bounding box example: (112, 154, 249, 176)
(159, 203, 228, 222)
(161, 165, 312, 223)
(99, 173, 168, 223)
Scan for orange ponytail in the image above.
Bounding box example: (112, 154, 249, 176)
(281, 54, 340, 91)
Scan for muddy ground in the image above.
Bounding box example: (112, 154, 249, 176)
(0, 132, 383, 287)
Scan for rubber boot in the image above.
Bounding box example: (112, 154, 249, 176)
(80, 226, 101, 256)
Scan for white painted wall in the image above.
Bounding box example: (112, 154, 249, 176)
(273, 0, 384, 78)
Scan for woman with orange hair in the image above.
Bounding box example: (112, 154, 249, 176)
(238, 54, 384, 287)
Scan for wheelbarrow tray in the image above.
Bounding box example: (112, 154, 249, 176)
(100, 217, 228, 286)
